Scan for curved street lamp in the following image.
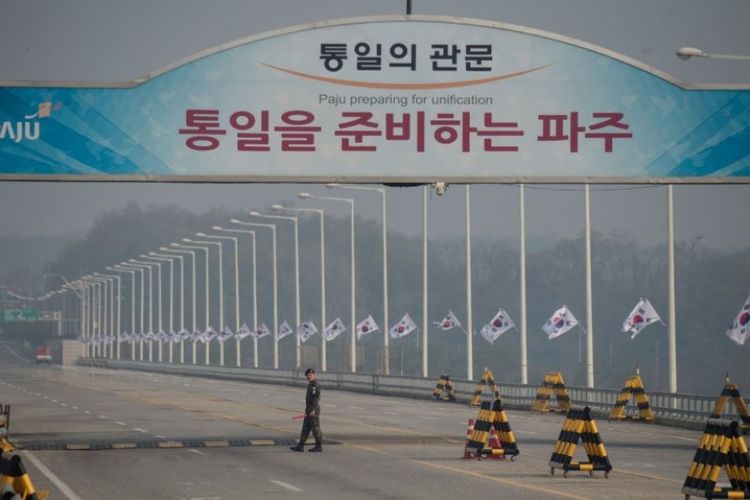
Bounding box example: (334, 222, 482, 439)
(212, 226, 258, 368)
(326, 183, 389, 374)
(231, 218, 279, 369)
(676, 46, 750, 61)
(272, 204, 327, 371)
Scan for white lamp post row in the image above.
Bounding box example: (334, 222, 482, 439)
(17, 181, 684, 392)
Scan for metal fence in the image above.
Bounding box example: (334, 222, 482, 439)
(102, 360, 727, 430)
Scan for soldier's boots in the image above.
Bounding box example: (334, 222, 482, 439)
(289, 444, 304, 452)
(309, 444, 323, 452)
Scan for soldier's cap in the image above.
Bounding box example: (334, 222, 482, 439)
(304, 368, 315, 375)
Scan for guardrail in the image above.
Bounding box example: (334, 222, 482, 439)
(101, 360, 724, 430)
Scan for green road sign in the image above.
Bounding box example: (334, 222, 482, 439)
(2, 309, 38, 321)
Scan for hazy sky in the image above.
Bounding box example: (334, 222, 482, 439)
(1, 0, 749, 248)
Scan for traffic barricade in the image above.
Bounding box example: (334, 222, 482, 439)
(609, 366, 655, 422)
(532, 371, 571, 413)
(710, 376, 750, 435)
(0, 450, 48, 500)
(470, 369, 500, 406)
(682, 419, 750, 499)
(464, 371, 519, 461)
(549, 406, 612, 478)
(432, 374, 456, 402)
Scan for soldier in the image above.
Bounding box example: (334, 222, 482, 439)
(290, 368, 323, 452)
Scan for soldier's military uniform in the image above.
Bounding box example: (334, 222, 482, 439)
(290, 369, 323, 452)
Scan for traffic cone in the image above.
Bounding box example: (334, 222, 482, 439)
(487, 427, 502, 449)
(479, 427, 508, 460)
(462, 419, 475, 458)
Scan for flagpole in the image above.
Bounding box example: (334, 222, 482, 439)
(584, 184, 595, 388)
(519, 184, 528, 384)
(466, 185, 474, 381)
(667, 185, 678, 394)
(422, 185, 429, 378)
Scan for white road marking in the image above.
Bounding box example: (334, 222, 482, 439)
(189, 497, 221, 500)
(98, 415, 108, 419)
(21, 450, 84, 500)
(420, 415, 438, 420)
(349, 406, 365, 410)
(514, 430, 539, 435)
(71, 406, 78, 410)
(383, 411, 398, 415)
(115, 421, 127, 426)
(133, 428, 148, 433)
(270, 480, 303, 492)
(661, 434, 696, 442)
(83, 410, 91, 414)
(188, 448, 207, 456)
(155, 435, 167, 439)
(51, 399, 58, 403)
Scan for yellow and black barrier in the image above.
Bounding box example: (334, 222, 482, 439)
(0, 405, 9, 436)
(0, 438, 12, 454)
(549, 406, 612, 478)
(682, 419, 750, 499)
(609, 368, 655, 422)
(432, 374, 456, 402)
(0, 450, 48, 500)
(532, 371, 571, 413)
(710, 378, 750, 435)
(470, 369, 500, 406)
(464, 385, 520, 460)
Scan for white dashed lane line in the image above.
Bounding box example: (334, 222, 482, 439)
(270, 480, 303, 493)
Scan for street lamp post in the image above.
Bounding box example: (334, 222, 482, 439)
(299, 192, 356, 373)
(132, 259, 162, 362)
(175, 242, 211, 364)
(326, 184, 389, 374)
(274, 205, 327, 372)
(95, 273, 121, 359)
(422, 185, 429, 377)
(466, 185, 473, 381)
(164, 245, 199, 364)
(122, 261, 152, 360)
(249, 212, 301, 369)
(188, 237, 225, 365)
(201, 231, 241, 367)
(213, 227, 258, 368)
(86, 277, 104, 357)
(152, 252, 184, 363)
(138, 257, 164, 362)
(230, 218, 278, 369)
(187, 238, 224, 364)
(144, 254, 175, 363)
(115, 264, 142, 360)
(109, 266, 135, 360)
(80, 279, 91, 355)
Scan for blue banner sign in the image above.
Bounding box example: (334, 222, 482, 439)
(1, 16, 749, 182)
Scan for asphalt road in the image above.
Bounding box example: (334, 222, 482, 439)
(0, 342, 702, 499)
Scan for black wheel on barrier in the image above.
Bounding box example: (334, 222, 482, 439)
(605, 471, 610, 479)
(550, 467, 555, 475)
(510, 455, 518, 462)
(563, 471, 568, 478)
